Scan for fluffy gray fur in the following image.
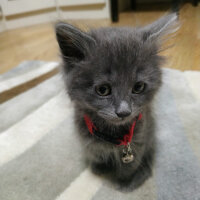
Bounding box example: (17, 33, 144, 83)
(55, 13, 178, 190)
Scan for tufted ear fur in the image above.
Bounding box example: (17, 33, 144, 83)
(141, 13, 179, 42)
(55, 22, 96, 62)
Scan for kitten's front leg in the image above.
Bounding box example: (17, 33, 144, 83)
(87, 145, 117, 175)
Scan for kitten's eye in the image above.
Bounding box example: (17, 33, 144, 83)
(95, 84, 111, 96)
(132, 81, 145, 94)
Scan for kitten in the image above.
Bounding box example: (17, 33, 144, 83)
(55, 13, 178, 190)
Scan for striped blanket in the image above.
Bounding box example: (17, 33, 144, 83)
(0, 61, 200, 200)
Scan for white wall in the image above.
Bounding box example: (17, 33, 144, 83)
(0, 0, 110, 31)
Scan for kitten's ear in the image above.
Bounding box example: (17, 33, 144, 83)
(142, 13, 179, 41)
(55, 22, 96, 61)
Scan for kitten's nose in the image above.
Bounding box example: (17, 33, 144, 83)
(116, 110, 131, 118)
(116, 101, 131, 118)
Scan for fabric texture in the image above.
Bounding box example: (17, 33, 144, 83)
(0, 61, 200, 200)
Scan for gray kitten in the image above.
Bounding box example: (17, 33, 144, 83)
(55, 13, 178, 190)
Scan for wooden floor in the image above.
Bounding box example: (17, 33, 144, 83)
(0, 3, 200, 74)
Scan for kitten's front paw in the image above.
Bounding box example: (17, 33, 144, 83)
(116, 161, 153, 192)
(91, 162, 113, 175)
(116, 171, 151, 192)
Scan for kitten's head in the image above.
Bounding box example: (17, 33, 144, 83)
(55, 13, 178, 125)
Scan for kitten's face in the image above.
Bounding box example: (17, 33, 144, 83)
(55, 14, 178, 125)
(67, 33, 161, 124)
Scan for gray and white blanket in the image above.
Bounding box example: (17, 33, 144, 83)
(0, 61, 200, 200)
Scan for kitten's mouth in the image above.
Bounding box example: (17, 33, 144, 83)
(111, 117, 133, 125)
(100, 114, 134, 125)
(97, 110, 139, 125)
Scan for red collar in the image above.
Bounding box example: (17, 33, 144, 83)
(84, 113, 142, 146)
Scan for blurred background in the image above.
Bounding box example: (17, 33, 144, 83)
(0, 0, 200, 75)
